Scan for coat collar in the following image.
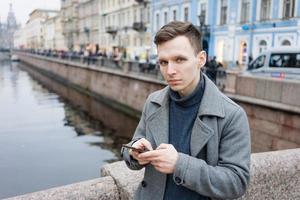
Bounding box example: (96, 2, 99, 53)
(150, 73, 225, 118)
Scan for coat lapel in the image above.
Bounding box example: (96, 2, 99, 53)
(147, 87, 170, 147)
(147, 105, 169, 147)
(190, 117, 214, 157)
(190, 74, 225, 156)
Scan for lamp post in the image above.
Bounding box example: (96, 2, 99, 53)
(198, 13, 205, 46)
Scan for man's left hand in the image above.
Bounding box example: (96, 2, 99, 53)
(138, 143, 178, 174)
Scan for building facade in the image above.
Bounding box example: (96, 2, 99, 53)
(209, 0, 300, 67)
(99, 0, 151, 60)
(25, 9, 59, 50)
(44, 14, 67, 50)
(151, 0, 300, 68)
(78, 0, 100, 50)
(151, 0, 210, 55)
(61, 0, 80, 51)
(13, 27, 27, 49)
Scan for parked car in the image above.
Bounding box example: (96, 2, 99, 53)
(247, 47, 300, 80)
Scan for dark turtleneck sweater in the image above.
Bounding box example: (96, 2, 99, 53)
(163, 73, 208, 200)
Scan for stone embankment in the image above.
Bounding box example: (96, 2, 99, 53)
(7, 148, 300, 200)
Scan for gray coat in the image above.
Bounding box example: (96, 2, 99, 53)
(122, 74, 251, 200)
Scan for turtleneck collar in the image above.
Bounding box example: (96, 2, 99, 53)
(168, 72, 205, 107)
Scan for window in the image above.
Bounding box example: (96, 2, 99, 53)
(240, 0, 250, 23)
(147, 7, 150, 23)
(269, 53, 300, 68)
(249, 55, 266, 69)
(220, 0, 227, 25)
(260, 0, 271, 21)
(281, 40, 291, 46)
(259, 40, 267, 53)
(156, 13, 160, 30)
(164, 11, 168, 24)
(184, 7, 189, 22)
(173, 10, 177, 21)
(134, 9, 137, 22)
(283, 0, 295, 18)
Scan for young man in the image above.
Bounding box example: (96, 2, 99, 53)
(121, 21, 251, 200)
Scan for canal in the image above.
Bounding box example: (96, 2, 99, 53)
(0, 57, 138, 198)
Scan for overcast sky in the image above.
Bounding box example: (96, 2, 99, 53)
(0, 0, 60, 26)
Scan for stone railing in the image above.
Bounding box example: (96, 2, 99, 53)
(224, 70, 300, 114)
(7, 148, 300, 200)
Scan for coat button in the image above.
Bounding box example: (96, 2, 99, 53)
(141, 180, 147, 187)
(174, 177, 182, 184)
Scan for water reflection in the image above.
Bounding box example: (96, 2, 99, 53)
(17, 60, 138, 150)
(0, 58, 138, 198)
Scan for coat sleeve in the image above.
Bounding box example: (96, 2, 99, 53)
(121, 98, 149, 170)
(173, 107, 251, 199)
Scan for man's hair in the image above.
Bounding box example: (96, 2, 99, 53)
(154, 21, 202, 55)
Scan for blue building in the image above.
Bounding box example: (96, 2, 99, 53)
(150, 0, 210, 54)
(151, 0, 300, 67)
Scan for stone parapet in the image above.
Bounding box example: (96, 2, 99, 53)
(101, 148, 300, 200)
(227, 72, 300, 114)
(5, 176, 119, 200)
(6, 149, 300, 200)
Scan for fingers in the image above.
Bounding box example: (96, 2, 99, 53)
(132, 138, 153, 151)
(156, 143, 170, 150)
(139, 138, 153, 151)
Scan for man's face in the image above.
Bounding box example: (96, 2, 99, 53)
(157, 36, 206, 97)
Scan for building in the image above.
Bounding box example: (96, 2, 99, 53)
(99, 0, 151, 60)
(209, 0, 300, 67)
(44, 14, 67, 50)
(61, 0, 80, 51)
(0, 3, 19, 49)
(150, 0, 210, 55)
(13, 27, 27, 49)
(151, 0, 300, 68)
(77, 0, 100, 50)
(26, 9, 59, 50)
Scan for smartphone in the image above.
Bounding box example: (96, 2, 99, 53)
(122, 144, 149, 153)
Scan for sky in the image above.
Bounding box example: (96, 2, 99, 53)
(0, 0, 60, 26)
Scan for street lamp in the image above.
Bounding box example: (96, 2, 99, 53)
(198, 12, 210, 54)
(198, 13, 205, 43)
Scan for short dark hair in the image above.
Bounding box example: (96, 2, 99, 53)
(154, 21, 202, 55)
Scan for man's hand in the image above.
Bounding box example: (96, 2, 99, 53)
(138, 143, 178, 174)
(129, 138, 153, 165)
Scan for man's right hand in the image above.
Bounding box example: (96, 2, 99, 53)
(129, 138, 153, 165)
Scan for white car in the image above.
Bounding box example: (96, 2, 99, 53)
(247, 47, 300, 80)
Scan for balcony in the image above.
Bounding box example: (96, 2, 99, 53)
(135, 0, 147, 3)
(105, 26, 118, 37)
(132, 22, 146, 32)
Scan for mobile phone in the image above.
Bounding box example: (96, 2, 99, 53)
(122, 144, 149, 153)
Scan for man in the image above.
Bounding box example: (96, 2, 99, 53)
(121, 21, 251, 200)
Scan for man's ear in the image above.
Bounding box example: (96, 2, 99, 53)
(197, 51, 207, 67)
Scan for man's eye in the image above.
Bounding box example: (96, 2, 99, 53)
(176, 58, 184, 63)
(159, 61, 168, 66)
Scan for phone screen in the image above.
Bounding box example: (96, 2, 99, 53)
(122, 144, 148, 153)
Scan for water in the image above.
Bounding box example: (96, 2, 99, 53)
(0, 57, 137, 198)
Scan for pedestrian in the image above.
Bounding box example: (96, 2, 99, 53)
(121, 21, 251, 200)
(206, 56, 218, 83)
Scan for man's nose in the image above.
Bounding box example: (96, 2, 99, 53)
(167, 63, 176, 75)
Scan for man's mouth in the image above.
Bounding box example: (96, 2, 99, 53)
(168, 79, 181, 84)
